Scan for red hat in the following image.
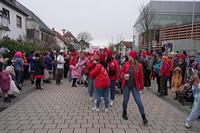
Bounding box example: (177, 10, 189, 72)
(129, 51, 138, 59)
(178, 54, 186, 59)
(104, 47, 108, 52)
(107, 50, 113, 57)
(63, 53, 67, 57)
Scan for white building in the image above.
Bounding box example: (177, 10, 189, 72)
(0, 0, 27, 40)
(53, 28, 69, 52)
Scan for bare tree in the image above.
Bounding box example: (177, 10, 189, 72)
(77, 32, 93, 43)
(137, 4, 153, 51)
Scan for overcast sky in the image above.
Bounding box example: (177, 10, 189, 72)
(17, 0, 198, 47)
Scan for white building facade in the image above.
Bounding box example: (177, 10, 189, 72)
(0, 1, 27, 40)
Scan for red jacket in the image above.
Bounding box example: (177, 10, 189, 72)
(159, 61, 170, 77)
(87, 60, 95, 78)
(90, 64, 111, 89)
(108, 59, 120, 81)
(121, 61, 144, 90)
(70, 57, 77, 66)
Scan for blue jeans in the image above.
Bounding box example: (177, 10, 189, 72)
(186, 94, 200, 126)
(68, 68, 72, 81)
(88, 78, 94, 97)
(110, 80, 116, 100)
(96, 88, 109, 109)
(122, 86, 145, 115)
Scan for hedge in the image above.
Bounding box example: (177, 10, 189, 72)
(0, 39, 46, 59)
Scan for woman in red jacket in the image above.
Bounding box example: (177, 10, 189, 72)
(90, 54, 111, 112)
(121, 51, 148, 124)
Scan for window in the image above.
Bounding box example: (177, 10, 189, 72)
(2, 8, 10, 23)
(16, 15, 22, 28)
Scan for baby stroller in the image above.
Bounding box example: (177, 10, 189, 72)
(176, 83, 193, 105)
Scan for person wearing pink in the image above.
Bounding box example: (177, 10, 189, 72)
(121, 51, 148, 124)
(70, 55, 78, 87)
(77, 53, 87, 84)
(107, 50, 120, 106)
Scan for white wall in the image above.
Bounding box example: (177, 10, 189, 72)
(0, 2, 26, 40)
(55, 36, 68, 51)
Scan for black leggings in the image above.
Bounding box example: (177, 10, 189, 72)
(72, 78, 77, 86)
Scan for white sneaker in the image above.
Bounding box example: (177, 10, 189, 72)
(110, 100, 114, 106)
(105, 108, 109, 112)
(185, 123, 191, 128)
(89, 97, 93, 101)
(94, 99, 97, 104)
(92, 106, 96, 111)
(96, 108, 100, 112)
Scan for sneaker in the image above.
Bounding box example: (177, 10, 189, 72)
(185, 123, 191, 128)
(94, 99, 97, 104)
(89, 97, 93, 101)
(110, 100, 114, 106)
(105, 108, 109, 112)
(96, 108, 100, 112)
(92, 106, 96, 111)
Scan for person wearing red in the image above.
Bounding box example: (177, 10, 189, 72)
(107, 50, 120, 106)
(87, 54, 95, 100)
(159, 56, 170, 96)
(70, 54, 78, 87)
(90, 54, 110, 112)
(121, 51, 148, 124)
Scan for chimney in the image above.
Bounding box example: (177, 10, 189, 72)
(61, 29, 66, 35)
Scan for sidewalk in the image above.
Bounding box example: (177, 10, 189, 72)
(0, 80, 35, 111)
(0, 79, 200, 133)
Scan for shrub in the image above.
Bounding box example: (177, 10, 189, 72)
(0, 39, 46, 59)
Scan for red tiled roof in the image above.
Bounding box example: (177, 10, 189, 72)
(121, 41, 133, 48)
(52, 29, 70, 45)
(63, 31, 78, 42)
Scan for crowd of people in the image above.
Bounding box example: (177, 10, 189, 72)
(0, 47, 200, 127)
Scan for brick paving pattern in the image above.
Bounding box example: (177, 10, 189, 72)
(0, 79, 200, 133)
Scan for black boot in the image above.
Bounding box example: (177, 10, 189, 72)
(122, 110, 128, 120)
(142, 114, 148, 124)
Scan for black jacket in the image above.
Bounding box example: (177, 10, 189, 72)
(34, 57, 45, 75)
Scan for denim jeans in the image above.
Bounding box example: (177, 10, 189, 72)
(110, 80, 116, 100)
(15, 70, 23, 88)
(186, 94, 200, 126)
(96, 88, 109, 109)
(122, 86, 145, 115)
(88, 78, 94, 97)
(68, 68, 72, 81)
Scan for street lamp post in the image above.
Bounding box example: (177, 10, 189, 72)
(191, 0, 195, 51)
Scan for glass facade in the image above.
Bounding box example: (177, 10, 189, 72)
(153, 14, 200, 28)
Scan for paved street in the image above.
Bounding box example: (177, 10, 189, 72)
(0, 79, 200, 133)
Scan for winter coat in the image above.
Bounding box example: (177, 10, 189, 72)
(90, 63, 111, 89)
(0, 71, 10, 93)
(12, 56, 24, 71)
(34, 57, 45, 76)
(108, 59, 120, 81)
(28, 55, 35, 72)
(121, 61, 144, 90)
(159, 61, 170, 77)
(45, 56, 53, 71)
(87, 60, 95, 78)
(171, 67, 182, 92)
(70, 64, 79, 79)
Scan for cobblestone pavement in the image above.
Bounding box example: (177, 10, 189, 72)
(0, 79, 200, 133)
